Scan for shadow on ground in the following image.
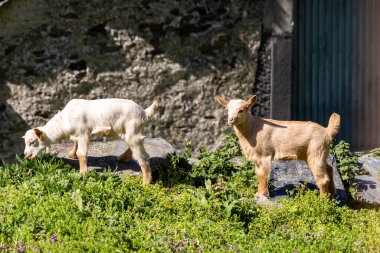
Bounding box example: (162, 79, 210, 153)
(61, 155, 171, 179)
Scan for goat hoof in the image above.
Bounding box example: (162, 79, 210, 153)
(142, 176, 153, 185)
(118, 149, 133, 163)
(118, 156, 132, 163)
(255, 191, 269, 198)
(68, 153, 78, 159)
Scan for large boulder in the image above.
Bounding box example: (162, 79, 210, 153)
(270, 155, 347, 206)
(50, 138, 176, 176)
(195, 154, 347, 205)
(354, 157, 380, 206)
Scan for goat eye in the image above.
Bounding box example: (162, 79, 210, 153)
(238, 109, 244, 113)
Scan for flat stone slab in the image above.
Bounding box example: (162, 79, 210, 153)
(194, 155, 347, 206)
(270, 155, 347, 206)
(355, 157, 380, 205)
(50, 138, 176, 176)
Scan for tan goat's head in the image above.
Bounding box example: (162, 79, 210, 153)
(216, 95, 257, 126)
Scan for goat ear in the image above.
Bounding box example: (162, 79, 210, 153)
(215, 95, 229, 108)
(245, 95, 257, 108)
(34, 128, 44, 139)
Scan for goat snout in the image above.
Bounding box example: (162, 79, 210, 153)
(228, 118, 235, 125)
(24, 152, 33, 160)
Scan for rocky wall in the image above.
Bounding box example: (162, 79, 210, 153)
(0, 0, 264, 161)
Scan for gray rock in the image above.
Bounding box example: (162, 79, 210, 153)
(50, 138, 176, 177)
(355, 157, 380, 205)
(194, 154, 347, 205)
(270, 155, 347, 206)
(253, 195, 280, 206)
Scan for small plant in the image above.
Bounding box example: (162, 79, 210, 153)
(192, 133, 255, 181)
(161, 133, 257, 189)
(368, 147, 380, 159)
(332, 140, 366, 197)
(158, 141, 193, 186)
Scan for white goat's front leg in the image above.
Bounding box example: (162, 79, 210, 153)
(76, 137, 89, 174)
(254, 157, 272, 197)
(127, 138, 152, 185)
(118, 148, 133, 163)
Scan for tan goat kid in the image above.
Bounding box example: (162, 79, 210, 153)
(23, 98, 158, 184)
(216, 95, 340, 198)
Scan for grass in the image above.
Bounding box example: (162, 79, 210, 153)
(0, 135, 379, 252)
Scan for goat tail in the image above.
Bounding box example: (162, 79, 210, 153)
(327, 113, 341, 141)
(144, 101, 158, 120)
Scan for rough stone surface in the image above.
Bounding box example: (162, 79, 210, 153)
(270, 155, 347, 206)
(50, 138, 176, 176)
(263, 0, 294, 35)
(355, 157, 380, 205)
(254, 195, 280, 206)
(252, 32, 271, 118)
(0, 0, 264, 161)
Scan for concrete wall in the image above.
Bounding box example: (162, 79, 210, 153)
(263, 0, 294, 120)
(0, 0, 265, 161)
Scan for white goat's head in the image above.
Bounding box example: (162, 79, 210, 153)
(216, 95, 257, 126)
(23, 128, 49, 159)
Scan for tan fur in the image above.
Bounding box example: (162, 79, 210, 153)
(77, 155, 87, 174)
(327, 113, 340, 141)
(68, 142, 78, 159)
(140, 163, 153, 185)
(216, 95, 340, 198)
(118, 148, 133, 163)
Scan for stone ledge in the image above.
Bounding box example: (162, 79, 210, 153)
(50, 138, 176, 176)
(270, 155, 347, 206)
(200, 155, 347, 206)
(355, 157, 380, 206)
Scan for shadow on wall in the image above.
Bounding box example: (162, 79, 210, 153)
(1, 0, 260, 87)
(0, 81, 29, 162)
(0, 0, 262, 159)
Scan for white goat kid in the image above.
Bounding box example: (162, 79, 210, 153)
(216, 95, 340, 198)
(23, 98, 158, 184)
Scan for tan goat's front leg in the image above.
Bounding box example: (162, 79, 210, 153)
(254, 158, 271, 197)
(68, 142, 78, 159)
(118, 148, 133, 163)
(76, 138, 89, 174)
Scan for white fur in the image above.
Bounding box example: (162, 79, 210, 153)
(23, 98, 158, 183)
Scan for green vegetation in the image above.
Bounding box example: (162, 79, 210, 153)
(368, 147, 380, 159)
(0, 136, 379, 252)
(331, 140, 366, 198)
